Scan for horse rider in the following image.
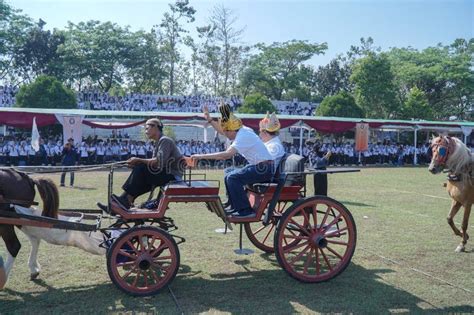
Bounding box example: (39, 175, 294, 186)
(192, 103, 274, 218)
(98, 118, 185, 211)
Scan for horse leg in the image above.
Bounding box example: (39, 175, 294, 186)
(455, 204, 472, 253)
(26, 235, 41, 280)
(1, 225, 21, 280)
(447, 200, 463, 237)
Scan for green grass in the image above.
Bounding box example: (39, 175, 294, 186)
(1, 167, 473, 314)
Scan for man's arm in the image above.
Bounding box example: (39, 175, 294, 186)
(203, 105, 224, 135)
(192, 147, 236, 161)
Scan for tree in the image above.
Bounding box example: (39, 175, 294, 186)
(316, 92, 364, 118)
(237, 92, 276, 114)
(239, 40, 327, 100)
(401, 86, 433, 120)
(311, 56, 353, 99)
(13, 19, 66, 82)
(158, 0, 196, 95)
(350, 52, 400, 119)
(0, 1, 33, 82)
(61, 21, 137, 91)
(15, 75, 76, 109)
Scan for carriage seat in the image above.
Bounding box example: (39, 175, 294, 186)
(245, 153, 305, 194)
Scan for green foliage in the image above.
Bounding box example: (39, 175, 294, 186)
(316, 92, 364, 118)
(312, 57, 353, 99)
(238, 93, 276, 114)
(15, 75, 76, 109)
(401, 87, 433, 120)
(239, 40, 327, 100)
(350, 53, 400, 119)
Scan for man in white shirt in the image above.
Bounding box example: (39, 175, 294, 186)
(192, 104, 274, 218)
(258, 112, 285, 168)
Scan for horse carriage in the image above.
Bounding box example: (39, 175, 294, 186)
(0, 156, 359, 296)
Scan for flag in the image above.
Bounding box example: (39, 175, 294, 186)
(355, 123, 369, 152)
(31, 116, 40, 152)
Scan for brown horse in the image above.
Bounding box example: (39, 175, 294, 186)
(428, 135, 474, 252)
(0, 169, 59, 280)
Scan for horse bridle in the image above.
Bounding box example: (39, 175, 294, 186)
(431, 136, 456, 166)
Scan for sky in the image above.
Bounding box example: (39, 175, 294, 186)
(9, 0, 474, 67)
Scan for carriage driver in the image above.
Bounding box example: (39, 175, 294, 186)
(98, 118, 185, 211)
(192, 104, 274, 218)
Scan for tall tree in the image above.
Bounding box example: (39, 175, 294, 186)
(239, 40, 327, 100)
(13, 19, 66, 82)
(350, 52, 400, 119)
(401, 86, 433, 120)
(311, 56, 353, 99)
(158, 0, 196, 95)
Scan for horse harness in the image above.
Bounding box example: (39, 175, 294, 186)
(432, 136, 456, 167)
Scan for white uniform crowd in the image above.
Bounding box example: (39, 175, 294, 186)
(0, 85, 317, 115)
(2, 132, 458, 168)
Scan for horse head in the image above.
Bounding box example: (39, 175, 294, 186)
(428, 135, 456, 174)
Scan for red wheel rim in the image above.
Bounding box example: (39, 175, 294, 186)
(245, 201, 293, 253)
(109, 227, 179, 295)
(276, 197, 356, 282)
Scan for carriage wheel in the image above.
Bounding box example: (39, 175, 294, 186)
(107, 226, 180, 296)
(274, 196, 356, 283)
(244, 201, 294, 253)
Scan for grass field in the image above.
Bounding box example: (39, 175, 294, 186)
(0, 167, 473, 314)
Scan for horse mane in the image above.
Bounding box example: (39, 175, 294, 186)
(447, 137, 474, 183)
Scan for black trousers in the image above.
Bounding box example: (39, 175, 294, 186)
(122, 164, 175, 198)
(313, 167, 328, 196)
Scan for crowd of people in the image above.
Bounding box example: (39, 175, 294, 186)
(0, 85, 317, 115)
(0, 133, 456, 168)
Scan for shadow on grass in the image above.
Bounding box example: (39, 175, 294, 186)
(2, 264, 473, 314)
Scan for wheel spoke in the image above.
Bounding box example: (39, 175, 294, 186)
(262, 224, 275, 244)
(283, 234, 307, 241)
(122, 265, 139, 279)
(288, 244, 311, 266)
(319, 248, 333, 271)
(326, 239, 348, 246)
(126, 240, 140, 254)
(252, 224, 267, 236)
(118, 249, 137, 260)
(324, 213, 342, 231)
(315, 248, 320, 275)
(153, 255, 172, 261)
(117, 261, 136, 268)
(150, 266, 162, 283)
(150, 243, 167, 257)
(288, 219, 311, 236)
(325, 245, 344, 260)
(312, 204, 318, 230)
(283, 240, 308, 253)
(319, 205, 331, 229)
(303, 248, 314, 275)
(132, 270, 141, 287)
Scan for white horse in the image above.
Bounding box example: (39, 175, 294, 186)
(7, 206, 105, 281)
(428, 135, 474, 252)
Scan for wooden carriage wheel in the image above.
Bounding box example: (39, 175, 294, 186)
(274, 196, 356, 283)
(107, 226, 180, 296)
(244, 201, 295, 253)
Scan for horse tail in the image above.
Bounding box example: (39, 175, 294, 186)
(33, 178, 59, 219)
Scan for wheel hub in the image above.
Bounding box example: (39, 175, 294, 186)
(138, 256, 152, 270)
(311, 234, 327, 248)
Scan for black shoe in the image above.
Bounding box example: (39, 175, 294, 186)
(97, 202, 110, 214)
(112, 194, 130, 210)
(139, 199, 159, 210)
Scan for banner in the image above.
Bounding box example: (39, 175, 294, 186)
(355, 123, 369, 152)
(31, 116, 40, 152)
(55, 114, 84, 145)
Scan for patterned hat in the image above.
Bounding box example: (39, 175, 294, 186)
(259, 112, 281, 133)
(219, 102, 242, 131)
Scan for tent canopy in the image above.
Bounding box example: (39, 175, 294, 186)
(1, 107, 473, 134)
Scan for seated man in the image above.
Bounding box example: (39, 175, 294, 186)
(192, 104, 274, 218)
(98, 118, 184, 211)
(258, 112, 285, 168)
